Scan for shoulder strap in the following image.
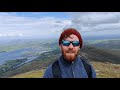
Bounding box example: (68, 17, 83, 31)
(52, 60, 62, 78)
(80, 57, 92, 78)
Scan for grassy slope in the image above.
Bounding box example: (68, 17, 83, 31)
(11, 69, 45, 78)
(92, 61, 120, 78)
(81, 46, 120, 64)
(10, 61, 120, 78)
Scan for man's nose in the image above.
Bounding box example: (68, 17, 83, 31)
(69, 43, 74, 48)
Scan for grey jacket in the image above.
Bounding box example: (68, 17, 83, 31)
(43, 55, 96, 78)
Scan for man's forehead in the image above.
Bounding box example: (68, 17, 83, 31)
(65, 34, 79, 40)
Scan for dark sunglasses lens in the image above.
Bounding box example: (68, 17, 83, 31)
(62, 41, 80, 46)
(72, 41, 80, 46)
(62, 41, 70, 46)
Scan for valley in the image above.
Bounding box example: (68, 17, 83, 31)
(0, 38, 119, 78)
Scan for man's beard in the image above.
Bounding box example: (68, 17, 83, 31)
(62, 49, 79, 62)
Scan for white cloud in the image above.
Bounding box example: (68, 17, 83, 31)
(66, 12, 120, 36)
(0, 12, 120, 38)
(0, 33, 24, 37)
(70, 12, 120, 25)
(0, 13, 71, 38)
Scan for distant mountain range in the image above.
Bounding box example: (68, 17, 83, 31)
(82, 34, 120, 41)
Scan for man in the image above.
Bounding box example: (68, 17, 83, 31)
(43, 28, 96, 78)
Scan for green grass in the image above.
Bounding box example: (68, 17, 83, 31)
(10, 69, 45, 78)
(91, 61, 120, 78)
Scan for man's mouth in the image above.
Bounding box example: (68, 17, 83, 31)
(67, 51, 74, 53)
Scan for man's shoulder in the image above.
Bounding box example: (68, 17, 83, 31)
(43, 64, 53, 78)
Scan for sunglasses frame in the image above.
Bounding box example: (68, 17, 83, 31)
(61, 40, 80, 46)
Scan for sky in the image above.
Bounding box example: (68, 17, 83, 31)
(0, 12, 120, 39)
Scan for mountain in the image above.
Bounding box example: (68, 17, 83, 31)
(80, 45, 120, 64)
(87, 39, 120, 49)
(0, 48, 61, 77)
(0, 39, 119, 78)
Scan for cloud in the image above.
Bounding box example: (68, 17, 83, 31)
(0, 13, 71, 37)
(0, 12, 120, 38)
(66, 12, 120, 35)
(0, 33, 24, 37)
(70, 12, 120, 25)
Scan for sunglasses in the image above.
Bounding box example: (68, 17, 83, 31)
(61, 40, 80, 46)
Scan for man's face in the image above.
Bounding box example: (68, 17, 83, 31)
(60, 34, 80, 62)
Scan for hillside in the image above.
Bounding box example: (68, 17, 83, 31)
(92, 61, 120, 78)
(0, 39, 120, 78)
(2, 45, 120, 78)
(11, 69, 45, 78)
(0, 48, 61, 78)
(81, 46, 120, 64)
(10, 61, 120, 78)
(88, 39, 120, 49)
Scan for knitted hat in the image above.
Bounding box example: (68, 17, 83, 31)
(59, 28, 83, 48)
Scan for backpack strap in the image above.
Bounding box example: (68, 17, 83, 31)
(52, 60, 62, 78)
(80, 56, 92, 78)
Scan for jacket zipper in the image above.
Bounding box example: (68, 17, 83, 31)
(72, 61, 75, 78)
